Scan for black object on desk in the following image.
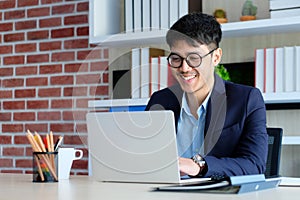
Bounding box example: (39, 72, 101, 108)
(154, 174, 281, 194)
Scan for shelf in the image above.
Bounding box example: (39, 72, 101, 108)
(263, 92, 300, 104)
(88, 98, 149, 109)
(90, 16, 300, 47)
(220, 16, 300, 38)
(282, 136, 300, 145)
(88, 91, 300, 109)
(89, 0, 121, 46)
(90, 29, 167, 47)
(88, 99, 300, 145)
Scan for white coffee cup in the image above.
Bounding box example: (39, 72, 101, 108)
(58, 148, 83, 180)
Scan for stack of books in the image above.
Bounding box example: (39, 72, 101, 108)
(125, 0, 188, 32)
(255, 46, 300, 93)
(131, 47, 176, 99)
(270, 0, 300, 18)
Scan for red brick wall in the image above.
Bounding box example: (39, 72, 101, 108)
(0, 0, 109, 175)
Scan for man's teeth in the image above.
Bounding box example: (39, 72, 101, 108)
(181, 74, 196, 80)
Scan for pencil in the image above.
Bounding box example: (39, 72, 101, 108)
(54, 136, 63, 152)
(27, 130, 58, 181)
(26, 132, 45, 181)
(34, 132, 47, 152)
(49, 131, 56, 172)
(34, 155, 45, 181)
(26, 130, 41, 152)
(46, 134, 50, 152)
(50, 131, 54, 152)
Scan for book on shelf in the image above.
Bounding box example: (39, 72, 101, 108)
(133, 0, 142, 32)
(283, 46, 295, 92)
(178, 0, 189, 18)
(140, 47, 151, 98)
(264, 48, 275, 93)
(159, 56, 169, 90)
(169, 0, 179, 27)
(270, 8, 300, 18)
(270, 0, 300, 9)
(150, 57, 159, 95)
(132, 47, 165, 98)
(142, 0, 150, 31)
(125, 0, 133, 32)
(255, 45, 300, 94)
(160, 0, 169, 30)
(255, 48, 265, 93)
(140, 47, 164, 98)
(168, 64, 176, 87)
(270, 0, 300, 18)
(131, 48, 141, 98)
(125, 0, 189, 32)
(151, 0, 160, 30)
(150, 55, 176, 95)
(295, 46, 300, 91)
(274, 47, 284, 92)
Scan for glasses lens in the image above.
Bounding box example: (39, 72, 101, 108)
(167, 52, 206, 68)
(168, 54, 182, 68)
(186, 53, 201, 68)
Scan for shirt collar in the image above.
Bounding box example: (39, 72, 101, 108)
(180, 91, 211, 118)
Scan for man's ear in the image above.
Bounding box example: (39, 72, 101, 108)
(213, 48, 222, 66)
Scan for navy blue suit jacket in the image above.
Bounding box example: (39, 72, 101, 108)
(145, 74, 268, 177)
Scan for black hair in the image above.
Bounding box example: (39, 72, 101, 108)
(166, 12, 222, 49)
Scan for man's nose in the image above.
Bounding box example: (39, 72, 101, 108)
(180, 59, 192, 72)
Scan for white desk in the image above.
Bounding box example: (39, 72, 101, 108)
(1, 173, 300, 200)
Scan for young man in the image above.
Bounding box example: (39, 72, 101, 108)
(145, 13, 268, 178)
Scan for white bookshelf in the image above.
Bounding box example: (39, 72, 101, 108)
(89, 0, 300, 177)
(89, 0, 300, 103)
(263, 92, 300, 104)
(89, 14, 300, 47)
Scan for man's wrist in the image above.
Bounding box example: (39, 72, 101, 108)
(191, 154, 207, 177)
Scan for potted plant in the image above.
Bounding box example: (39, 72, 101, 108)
(240, 0, 257, 21)
(215, 64, 230, 81)
(213, 9, 228, 24)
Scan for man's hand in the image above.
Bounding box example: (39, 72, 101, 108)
(178, 157, 201, 176)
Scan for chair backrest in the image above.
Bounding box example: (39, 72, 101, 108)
(265, 127, 283, 178)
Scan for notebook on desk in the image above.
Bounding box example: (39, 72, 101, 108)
(86, 110, 208, 184)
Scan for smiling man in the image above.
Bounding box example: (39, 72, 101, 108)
(145, 13, 268, 178)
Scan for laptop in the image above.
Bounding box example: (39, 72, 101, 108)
(87, 110, 208, 184)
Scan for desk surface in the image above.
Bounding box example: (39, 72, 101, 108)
(1, 173, 299, 200)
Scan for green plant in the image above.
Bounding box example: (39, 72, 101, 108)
(215, 64, 230, 81)
(213, 9, 226, 18)
(241, 0, 257, 16)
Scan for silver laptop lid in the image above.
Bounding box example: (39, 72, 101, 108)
(87, 111, 181, 183)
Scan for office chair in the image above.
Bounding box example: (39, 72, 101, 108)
(265, 127, 283, 178)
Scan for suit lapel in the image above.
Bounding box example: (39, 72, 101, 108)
(168, 84, 183, 131)
(204, 74, 227, 155)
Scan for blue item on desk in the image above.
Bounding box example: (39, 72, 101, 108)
(109, 106, 146, 112)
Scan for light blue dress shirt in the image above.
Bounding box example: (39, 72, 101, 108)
(176, 92, 210, 158)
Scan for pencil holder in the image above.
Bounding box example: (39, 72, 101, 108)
(32, 152, 58, 182)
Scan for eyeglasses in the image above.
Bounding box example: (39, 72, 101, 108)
(167, 48, 217, 68)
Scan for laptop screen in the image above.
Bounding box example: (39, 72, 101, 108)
(87, 111, 184, 183)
